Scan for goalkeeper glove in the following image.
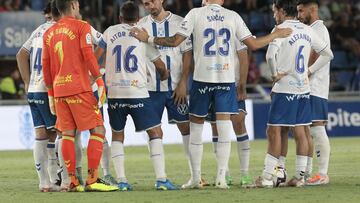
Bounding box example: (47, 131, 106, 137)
(96, 77, 106, 108)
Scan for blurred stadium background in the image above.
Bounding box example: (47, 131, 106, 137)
(0, 0, 359, 201)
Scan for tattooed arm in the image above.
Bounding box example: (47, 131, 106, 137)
(130, 27, 186, 47)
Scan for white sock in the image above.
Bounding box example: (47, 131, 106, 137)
(58, 138, 69, 186)
(111, 141, 127, 182)
(306, 156, 313, 176)
(34, 139, 50, 188)
(189, 122, 203, 182)
(311, 126, 330, 175)
(149, 138, 166, 181)
(47, 141, 59, 184)
(262, 154, 279, 180)
(215, 120, 232, 183)
(74, 133, 82, 178)
(296, 155, 308, 179)
(236, 133, 250, 176)
(278, 156, 286, 169)
(101, 138, 111, 176)
(182, 134, 192, 178)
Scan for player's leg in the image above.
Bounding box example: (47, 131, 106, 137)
(28, 93, 51, 192)
(305, 125, 314, 180)
(107, 98, 130, 190)
(70, 92, 117, 191)
(279, 127, 290, 169)
(288, 94, 311, 187)
(183, 81, 211, 189)
(307, 96, 330, 185)
(231, 109, 252, 187)
(213, 83, 238, 189)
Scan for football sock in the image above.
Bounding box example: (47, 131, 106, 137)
(306, 156, 313, 176)
(149, 138, 167, 182)
(34, 139, 50, 188)
(278, 156, 286, 169)
(237, 133, 250, 176)
(101, 138, 111, 176)
(215, 120, 232, 183)
(262, 153, 279, 180)
(311, 126, 330, 175)
(189, 122, 204, 182)
(87, 133, 105, 170)
(295, 155, 307, 179)
(111, 141, 127, 182)
(182, 134, 193, 177)
(47, 141, 59, 184)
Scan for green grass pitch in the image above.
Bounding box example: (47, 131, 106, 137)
(0, 137, 359, 203)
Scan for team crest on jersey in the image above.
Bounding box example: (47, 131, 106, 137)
(177, 104, 189, 115)
(157, 27, 165, 36)
(19, 106, 35, 149)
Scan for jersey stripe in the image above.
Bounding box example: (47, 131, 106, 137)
(164, 20, 172, 92)
(152, 22, 161, 92)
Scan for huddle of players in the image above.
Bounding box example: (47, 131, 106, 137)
(16, 0, 332, 192)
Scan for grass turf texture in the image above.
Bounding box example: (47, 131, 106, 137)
(0, 137, 359, 203)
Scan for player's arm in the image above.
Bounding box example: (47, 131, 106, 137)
(238, 49, 248, 101)
(308, 30, 334, 76)
(42, 36, 56, 115)
(131, 27, 186, 47)
(173, 50, 192, 105)
(243, 27, 292, 51)
(145, 44, 169, 81)
(308, 45, 333, 76)
(16, 48, 30, 93)
(266, 44, 287, 83)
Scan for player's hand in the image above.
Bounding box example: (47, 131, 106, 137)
(172, 80, 187, 105)
(271, 72, 287, 85)
(130, 27, 149, 43)
(273, 27, 292, 38)
(237, 84, 247, 101)
(159, 69, 169, 81)
(96, 77, 107, 108)
(24, 83, 29, 94)
(47, 89, 56, 115)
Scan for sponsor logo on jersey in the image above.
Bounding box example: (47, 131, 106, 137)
(207, 63, 229, 71)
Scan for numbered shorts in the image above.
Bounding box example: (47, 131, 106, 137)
(189, 81, 238, 117)
(55, 91, 103, 131)
(107, 98, 161, 132)
(149, 91, 189, 124)
(310, 95, 328, 122)
(27, 92, 56, 129)
(268, 92, 311, 126)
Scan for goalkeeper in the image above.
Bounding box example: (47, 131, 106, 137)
(42, 0, 117, 192)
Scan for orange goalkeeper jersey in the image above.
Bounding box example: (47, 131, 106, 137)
(42, 16, 101, 97)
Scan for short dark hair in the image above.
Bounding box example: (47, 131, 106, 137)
(43, 2, 51, 14)
(273, 0, 297, 17)
(56, 0, 77, 13)
(51, 0, 61, 18)
(121, 1, 139, 22)
(296, 0, 319, 6)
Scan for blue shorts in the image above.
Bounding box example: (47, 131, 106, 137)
(268, 92, 311, 126)
(206, 100, 246, 122)
(107, 98, 161, 132)
(311, 95, 328, 122)
(27, 92, 56, 129)
(149, 91, 189, 124)
(189, 81, 238, 117)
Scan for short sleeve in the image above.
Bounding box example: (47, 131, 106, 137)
(177, 9, 195, 38)
(180, 36, 192, 53)
(90, 26, 103, 46)
(236, 40, 247, 51)
(98, 28, 109, 50)
(235, 12, 252, 41)
(22, 30, 37, 52)
(310, 28, 328, 53)
(145, 44, 161, 62)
